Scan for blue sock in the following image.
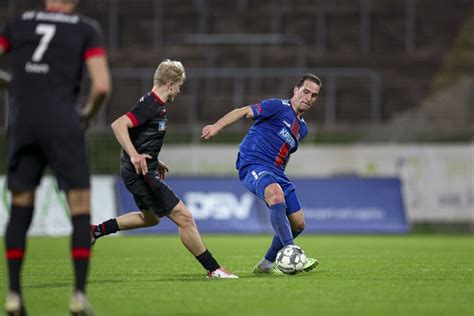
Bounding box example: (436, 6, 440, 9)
(265, 229, 303, 262)
(269, 203, 293, 248)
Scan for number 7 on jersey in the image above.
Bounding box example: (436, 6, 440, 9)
(32, 24, 56, 62)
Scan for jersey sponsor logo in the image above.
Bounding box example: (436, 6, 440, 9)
(282, 120, 291, 128)
(251, 103, 263, 114)
(158, 120, 167, 131)
(23, 11, 79, 24)
(278, 128, 296, 149)
(184, 192, 254, 220)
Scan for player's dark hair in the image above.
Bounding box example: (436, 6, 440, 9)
(295, 73, 322, 88)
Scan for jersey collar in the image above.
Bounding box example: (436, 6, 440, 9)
(45, 6, 71, 13)
(150, 91, 165, 105)
(288, 99, 302, 118)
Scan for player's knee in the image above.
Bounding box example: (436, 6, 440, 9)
(66, 189, 91, 215)
(170, 203, 196, 228)
(11, 191, 35, 207)
(178, 210, 195, 228)
(267, 195, 285, 206)
(264, 186, 285, 205)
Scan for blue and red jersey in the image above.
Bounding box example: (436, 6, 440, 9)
(236, 98, 308, 172)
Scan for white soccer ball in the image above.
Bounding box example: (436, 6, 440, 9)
(276, 245, 307, 275)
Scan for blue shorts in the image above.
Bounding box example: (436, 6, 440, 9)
(238, 164, 301, 215)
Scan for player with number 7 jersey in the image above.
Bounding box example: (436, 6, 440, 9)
(0, 1, 111, 315)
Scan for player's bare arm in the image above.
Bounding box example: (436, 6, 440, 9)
(111, 115, 151, 175)
(81, 56, 111, 130)
(201, 106, 254, 140)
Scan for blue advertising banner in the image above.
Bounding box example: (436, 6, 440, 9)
(296, 178, 409, 233)
(115, 177, 265, 234)
(115, 176, 408, 234)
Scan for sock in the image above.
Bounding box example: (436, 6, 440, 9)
(93, 218, 119, 239)
(71, 214, 91, 293)
(264, 228, 303, 262)
(5, 205, 34, 294)
(195, 249, 220, 272)
(269, 203, 293, 247)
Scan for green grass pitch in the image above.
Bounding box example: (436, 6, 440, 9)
(1, 234, 473, 316)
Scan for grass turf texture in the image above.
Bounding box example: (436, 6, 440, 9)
(1, 235, 473, 316)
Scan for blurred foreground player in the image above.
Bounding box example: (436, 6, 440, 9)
(0, 0, 111, 314)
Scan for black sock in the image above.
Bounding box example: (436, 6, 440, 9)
(71, 214, 91, 293)
(93, 218, 119, 239)
(5, 205, 34, 294)
(195, 249, 220, 272)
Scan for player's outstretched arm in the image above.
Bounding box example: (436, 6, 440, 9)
(111, 115, 151, 175)
(201, 106, 253, 140)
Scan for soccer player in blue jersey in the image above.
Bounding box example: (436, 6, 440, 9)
(201, 74, 321, 274)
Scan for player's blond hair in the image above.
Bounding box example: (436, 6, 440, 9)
(153, 59, 186, 86)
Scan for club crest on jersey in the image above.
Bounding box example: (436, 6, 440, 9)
(251, 103, 263, 114)
(278, 128, 296, 149)
(158, 120, 167, 131)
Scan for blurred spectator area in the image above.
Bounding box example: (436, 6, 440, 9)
(1, 0, 473, 131)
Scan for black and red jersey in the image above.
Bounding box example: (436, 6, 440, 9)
(122, 91, 168, 167)
(0, 9, 105, 123)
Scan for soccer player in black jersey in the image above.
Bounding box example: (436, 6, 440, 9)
(91, 59, 238, 279)
(0, 0, 111, 315)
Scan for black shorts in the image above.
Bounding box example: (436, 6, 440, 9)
(121, 162, 180, 217)
(7, 122, 90, 191)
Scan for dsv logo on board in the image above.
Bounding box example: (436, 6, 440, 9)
(184, 192, 254, 220)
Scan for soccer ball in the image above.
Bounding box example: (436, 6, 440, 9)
(276, 245, 307, 275)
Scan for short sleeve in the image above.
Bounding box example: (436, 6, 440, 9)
(249, 99, 284, 120)
(126, 98, 156, 127)
(0, 20, 13, 53)
(82, 18, 106, 60)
